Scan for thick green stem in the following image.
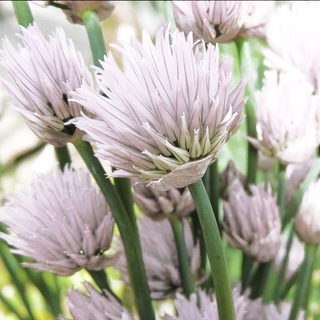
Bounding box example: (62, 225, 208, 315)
(236, 39, 257, 188)
(250, 260, 273, 300)
(169, 216, 195, 297)
(87, 269, 120, 302)
(277, 163, 287, 219)
(81, 10, 106, 67)
(73, 139, 155, 320)
(12, 1, 34, 28)
(282, 159, 320, 229)
(188, 179, 235, 320)
(114, 177, 137, 235)
(241, 255, 254, 293)
(55, 145, 71, 170)
(289, 244, 317, 320)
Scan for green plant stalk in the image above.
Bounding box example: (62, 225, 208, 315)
(277, 271, 298, 301)
(282, 159, 320, 229)
(236, 39, 257, 188)
(81, 10, 106, 67)
(277, 163, 287, 219)
(241, 255, 255, 293)
(0, 241, 36, 320)
(289, 244, 317, 320)
(169, 216, 195, 297)
(12, 1, 34, 28)
(188, 179, 235, 320)
(114, 177, 138, 235)
(272, 225, 294, 302)
(0, 290, 26, 320)
(87, 269, 120, 302)
(55, 145, 72, 170)
(73, 139, 155, 320)
(250, 260, 273, 300)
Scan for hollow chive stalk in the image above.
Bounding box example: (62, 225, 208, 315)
(289, 244, 318, 320)
(73, 139, 155, 320)
(235, 39, 257, 188)
(81, 10, 106, 67)
(169, 215, 195, 297)
(188, 179, 235, 320)
(55, 145, 72, 170)
(12, 1, 34, 28)
(277, 163, 287, 219)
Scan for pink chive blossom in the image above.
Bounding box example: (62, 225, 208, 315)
(72, 28, 246, 191)
(171, 1, 243, 44)
(0, 167, 116, 276)
(60, 282, 133, 320)
(0, 23, 94, 147)
(247, 71, 318, 165)
(223, 179, 281, 263)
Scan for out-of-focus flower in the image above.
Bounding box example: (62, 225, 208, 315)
(285, 160, 314, 208)
(264, 2, 320, 89)
(274, 235, 305, 282)
(60, 282, 134, 320)
(223, 179, 281, 262)
(115, 216, 201, 300)
(132, 178, 194, 220)
(0, 167, 116, 276)
(0, 23, 94, 147)
(171, 1, 243, 44)
(32, 1, 115, 25)
(295, 179, 320, 245)
(73, 28, 247, 191)
(219, 160, 245, 200)
(238, 1, 274, 38)
(164, 287, 247, 320)
(247, 71, 318, 165)
(245, 299, 304, 320)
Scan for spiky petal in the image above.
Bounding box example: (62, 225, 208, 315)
(0, 23, 94, 147)
(73, 28, 246, 191)
(0, 167, 116, 276)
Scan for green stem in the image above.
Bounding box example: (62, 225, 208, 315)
(211, 161, 221, 233)
(282, 159, 320, 229)
(81, 10, 106, 67)
(236, 39, 257, 188)
(55, 145, 71, 170)
(272, 225, 294, 301)
(12, 1, 34, 28)
(277, 163, 287, 219)
(87, 269, 120, 302)
(289, 244, 317, 320)
(72, 139, 155, 320)
(188, 179, 235, 320)
(250, 261, 273, 300)
(277, 270, 298, 301)
(169, 216, 195, 297)
(114, 177, 138, 235)
(241, 255, 254, 293)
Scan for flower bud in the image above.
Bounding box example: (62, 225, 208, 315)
(223, 179, 281, 262)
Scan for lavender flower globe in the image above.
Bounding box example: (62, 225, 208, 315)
(0, 23, 94, 147)
(0, 167, 116, 276)
(73, 28, 246, 191)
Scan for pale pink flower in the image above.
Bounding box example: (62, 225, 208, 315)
(171, 1, 243, 44)
(132, 178, 195, 220)
(73, 28, 246, 191)
(238, 1, 275, 38)
(1, 23, 94, 147)
(164, 287, 247, 320)
(33, 1, 116, 25)
(295, 179, 320, 245)
(264, 2, 320, 89)
(223, 179, 281, 262)
(274, 235, 304, 282)
(247, 71, 318, 165)
(60, 282, 134, 320)
(115, 216, 201, 300)
(0, 167, 116, 276)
